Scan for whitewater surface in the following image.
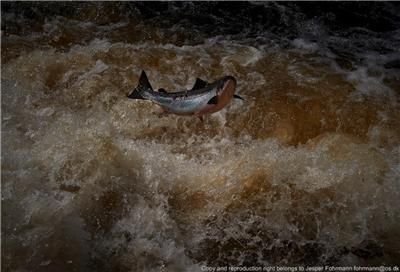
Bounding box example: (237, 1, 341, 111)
(2, 2, 400, 271)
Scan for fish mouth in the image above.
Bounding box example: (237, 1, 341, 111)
(223, 76, 237, 86)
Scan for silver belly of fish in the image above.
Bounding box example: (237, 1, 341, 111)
(152, 93, 213, 114)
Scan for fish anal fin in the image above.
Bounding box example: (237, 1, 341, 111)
(207, 96, 218, 104)
(191, 78, 208, 91)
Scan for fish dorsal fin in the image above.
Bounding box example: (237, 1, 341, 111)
(138, 70, 153, 91)
(191, 78, 208, 91)
(158, 88, 167, 93)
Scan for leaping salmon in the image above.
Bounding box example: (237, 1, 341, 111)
(127, 71, 243, 121)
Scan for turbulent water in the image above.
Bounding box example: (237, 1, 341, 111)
(2, 2, 400, 271)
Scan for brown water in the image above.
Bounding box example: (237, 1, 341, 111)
(2, 2, 400, 271)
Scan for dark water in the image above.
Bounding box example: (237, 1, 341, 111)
(2, 2, 400, 271)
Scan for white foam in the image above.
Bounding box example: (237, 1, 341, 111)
(292, 38, 319, 52)
(3, 21, 400, 269)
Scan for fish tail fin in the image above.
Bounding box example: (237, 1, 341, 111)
(127, 88, 144, 99)
(127, 70, 153, 100)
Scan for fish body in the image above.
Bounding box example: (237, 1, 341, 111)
(127, 71, 242, 117)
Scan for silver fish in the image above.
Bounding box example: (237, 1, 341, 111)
(127, 71, 243, 120)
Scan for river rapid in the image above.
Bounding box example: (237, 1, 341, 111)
(2, 2, 400, 271)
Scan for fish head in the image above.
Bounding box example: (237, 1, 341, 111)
(196, 75, 237, 116)
(218, 76, 237, 99)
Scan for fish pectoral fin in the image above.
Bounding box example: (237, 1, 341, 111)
(191, 78, 208, 91)
(234, 94, 244, 100)
(158, 88, 167, 93)
(207, 96, 218, 104)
